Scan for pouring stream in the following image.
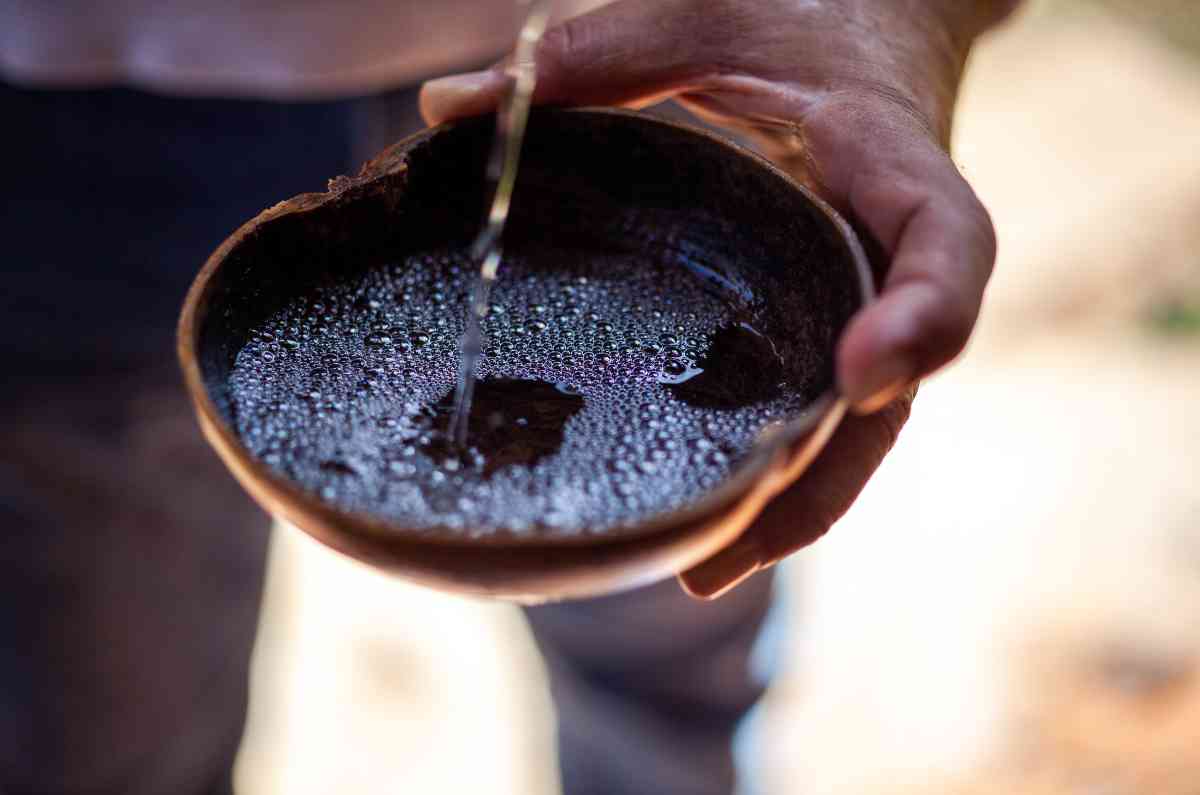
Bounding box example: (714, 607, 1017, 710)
(448, 0, 557, 447)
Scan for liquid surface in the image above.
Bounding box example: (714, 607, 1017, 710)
(228, 248, 804, 538)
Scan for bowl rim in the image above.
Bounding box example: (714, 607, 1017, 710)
(177, 106, 875, 550)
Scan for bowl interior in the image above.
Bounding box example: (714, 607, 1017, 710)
(192, 108, 865, 544)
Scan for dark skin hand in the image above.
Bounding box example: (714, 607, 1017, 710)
(423, 0, 1017, 595)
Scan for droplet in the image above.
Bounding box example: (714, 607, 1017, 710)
(663, 360, 688, 376)
(388, 461, 417, 478)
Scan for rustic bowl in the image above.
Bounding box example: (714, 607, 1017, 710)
(178, 107, 872, 603)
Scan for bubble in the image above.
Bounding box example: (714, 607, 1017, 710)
(663, 360, 688, 376)
(228, 244, 802, 538)
(388, 461, 417, 478)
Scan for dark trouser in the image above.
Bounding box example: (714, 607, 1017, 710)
(0, 82, 775, 795)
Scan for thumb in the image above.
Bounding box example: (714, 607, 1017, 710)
(420, 0, 717, 125)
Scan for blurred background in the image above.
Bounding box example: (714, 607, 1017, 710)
(234, 1, 1200, 793)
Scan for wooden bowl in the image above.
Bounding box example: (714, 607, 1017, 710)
(177, 108, 872, 603)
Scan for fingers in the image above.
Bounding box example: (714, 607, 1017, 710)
(680, 389, 914, 598)
(682, 103, 992, 597)
(421, 0, 720, 125)
(420, 69, 509, 125)
(839, 156, 995, 412)
(798, 97, 997, 412)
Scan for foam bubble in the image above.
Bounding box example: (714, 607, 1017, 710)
(228, 245, 802, 538)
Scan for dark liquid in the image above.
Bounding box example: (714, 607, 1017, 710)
(228, 247, 802, 538)
(428, 378, 584, 476)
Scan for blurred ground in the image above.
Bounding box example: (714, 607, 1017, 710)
(236, 2, 1200, 793)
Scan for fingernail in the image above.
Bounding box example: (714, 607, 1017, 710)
(846, 353, 915, 415)
(678, 536, 763, 600)
(420, 71, 501, 123)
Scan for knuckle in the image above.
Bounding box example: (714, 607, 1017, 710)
(857, 83, 938, 140)
(945, 176, 998, 268)
(971, 195, 999, 270)
(944, 167, 998, 275)
(811, 83, 939, 150)
(537, 20, 581, 77)
(919, 284, 976, 360)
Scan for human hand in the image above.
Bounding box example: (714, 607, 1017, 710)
(421, 0, 1015, 595)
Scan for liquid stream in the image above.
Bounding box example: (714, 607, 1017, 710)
(449, 0, 557, 447)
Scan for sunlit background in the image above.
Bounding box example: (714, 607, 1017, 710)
(236, 2, 1200, 792)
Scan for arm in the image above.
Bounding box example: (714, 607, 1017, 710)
(422, 0, 1020, 593)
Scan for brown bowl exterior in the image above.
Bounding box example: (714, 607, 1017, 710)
(177, 108, 872, 603)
